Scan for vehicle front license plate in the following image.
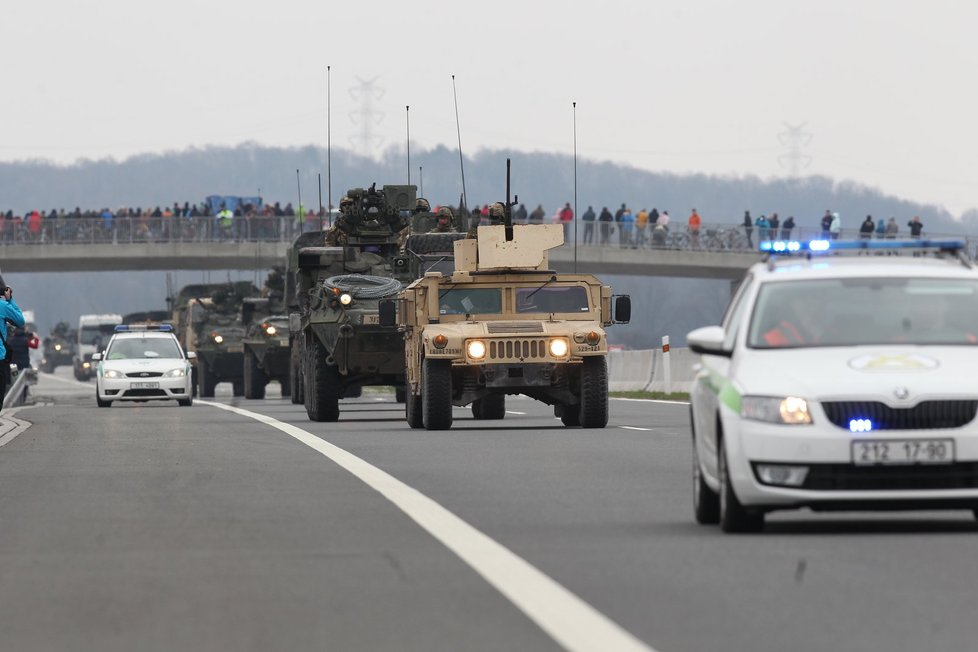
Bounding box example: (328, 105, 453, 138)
(851, 439, 954, 465)
(130, 382, 159, 389)
(362, 314, 380, 325)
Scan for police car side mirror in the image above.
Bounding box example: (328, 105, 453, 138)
(613, 295, 631, 324)
(378, 299, 397, 328)
(687, 326, 731, 357)
(91, 352, 102, 361)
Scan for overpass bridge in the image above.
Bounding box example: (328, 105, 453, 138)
(0, 217, 971, 280)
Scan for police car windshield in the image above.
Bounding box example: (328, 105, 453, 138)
(106, 337, 183, 360)
(515, 286, 590, 313)
(439, 288, 502, 316)
(748, 278, 978, 348)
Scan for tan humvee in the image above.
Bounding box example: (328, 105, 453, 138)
(386, 223, 631, 430)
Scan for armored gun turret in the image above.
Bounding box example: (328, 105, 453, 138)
(287, 184, 418, 421)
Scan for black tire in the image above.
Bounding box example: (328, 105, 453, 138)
(279, 375, 291, 398)
(560, 405, 581, 427)
(395, 386, 407, 403)
(405, 389, 424, 429)
(472, 395, 505, 420)
(243, 352, 267, 399)
(96, 390, 111, 408)
(344, 385, 362, 399)
(580, 357, 609, 428)
(718, 438, 765, 533)
(305, 339, 340, 422)
(198, 362, 216, 398)
(290, 350, 303, 404)
(405, 232, 467, 255)
(692, 429, 720, 525)
(422, 358, 453, 430)
(177, 397, 193, 407)
(232, 380, 244, 397)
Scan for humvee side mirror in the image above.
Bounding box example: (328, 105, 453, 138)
(613, 295, 631, 324)
(378, 299, 397, 328)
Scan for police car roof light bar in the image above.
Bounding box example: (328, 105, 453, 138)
(759, 239, 965, 254)
(114, 324, 173, 332)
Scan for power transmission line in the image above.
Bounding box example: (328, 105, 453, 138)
(777, 122, 812, 177)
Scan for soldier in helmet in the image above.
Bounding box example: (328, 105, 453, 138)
(414, 198, 431, 214)
(466, 202, 506, 238)
(429, 206, 455, 233)
(324, 195, 354, 246)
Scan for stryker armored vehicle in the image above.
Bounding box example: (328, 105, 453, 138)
(241, 268, 291, 399)
(287, 183, 418, 421)
(381, 161, 631, 430)
(41, 321, 76, 373)
(170, 281, 260, 397)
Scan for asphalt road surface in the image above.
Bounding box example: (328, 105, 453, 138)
(1, 368, 976, 652)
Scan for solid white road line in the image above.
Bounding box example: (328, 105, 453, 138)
(199, 400, 655, 652)
(506, 410, 527, 415)
(611, 397, 690, 405)
(619, 426, 652, 431)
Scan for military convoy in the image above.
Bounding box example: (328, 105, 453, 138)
(241, 268, 291, 399)
(41, 321, 76, 373)
(287, 183, 418, 421)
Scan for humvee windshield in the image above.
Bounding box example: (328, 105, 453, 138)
(439, 288, 503, 315)
(516, 286, 590, 313)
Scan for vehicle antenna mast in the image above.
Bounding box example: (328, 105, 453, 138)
(451, 75, 468, 230)
(505, 158, 516, 242)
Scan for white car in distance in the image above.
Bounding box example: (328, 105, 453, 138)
(94, 325, 195, 407)
(689, 239, 978, 532)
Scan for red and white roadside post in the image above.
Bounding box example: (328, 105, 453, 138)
(662, 335, 671, 394)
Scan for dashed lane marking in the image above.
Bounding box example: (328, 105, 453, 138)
(506, 411, 527, 415)
(198, 400, 656, 652)
(619, 426, 652, 431)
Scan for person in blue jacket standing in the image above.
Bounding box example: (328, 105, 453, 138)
(0, 283, 26, 409)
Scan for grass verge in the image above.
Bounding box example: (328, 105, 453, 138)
(610, 390, 690, 401)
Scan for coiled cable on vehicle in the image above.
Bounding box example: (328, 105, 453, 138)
(324, 274, 402, 299)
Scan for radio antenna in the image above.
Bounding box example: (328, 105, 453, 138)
(505, 158, 516, 242)
(573, 101, 579, 273)
(451, 75, 468, 229)
(327, 65, 332, 227)
(296, 168, 302, 229)
(317, 173, 323, 229)
(419, 166, 424, 197)
(406, 105, 411, 185)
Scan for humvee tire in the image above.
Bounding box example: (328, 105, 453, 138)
(305, 339, 340, 422)
(198, 362, 216, 398)
(580, 357, 609, 428)
(422, 359, 453, 430)
(395, 386, 407, 403)
(290, 353, 303, 404)
(406, 391, 423, 428)
(243, 351, 267, 399)
(472, 395, 505, 420)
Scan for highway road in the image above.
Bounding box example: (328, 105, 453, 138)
(1, 369, 976, 652)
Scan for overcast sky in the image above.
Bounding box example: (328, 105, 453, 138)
(4, 0, 976, 215)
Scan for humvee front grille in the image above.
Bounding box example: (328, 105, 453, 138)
(488, 339, 549, 361)
(486, 322, 545, 334)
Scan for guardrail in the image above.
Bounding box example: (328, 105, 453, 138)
(4, 366, 37, 409)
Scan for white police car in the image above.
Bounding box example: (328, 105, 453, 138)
(688, 239, 978, 532)
(94, 325, 195, 407)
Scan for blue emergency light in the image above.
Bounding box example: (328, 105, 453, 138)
(114, 324, 173, 332)
(760, 239, 965, 254)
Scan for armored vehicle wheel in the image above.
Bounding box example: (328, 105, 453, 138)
(290, 356, 303, 404)
(232, 380, 244, 397)
(405, 233, 467, 255)
(344, 385, 362, 399)
(305, 340, 340, 422)
(198, 363, 217, 398)
(395, 386, 407, 403)
(422, 359, 453, 430)
(405, 391, 423, 428)
(243, 352, 267, 399)
(472, 395, 505, 420)
(279, 375, 291, 398)
(580, 357, 609, 428)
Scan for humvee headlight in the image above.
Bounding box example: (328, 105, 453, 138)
(82, 362, 91, 369)
(549, 338, 569, 357)
(586, 331, 601, 346)
(265, 325, 277, 336)
(467, 340, 487, 360)
(54, 343, 62, 351)
(213, 334, 224, 344)
(339, 293, 353, 306)
(433, 334, 449, 349)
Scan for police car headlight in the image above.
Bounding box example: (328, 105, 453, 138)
(103, 369, 124, 379)
(213, 334, 224, 344)
(467, 340, 486, 360)
(163, 368, 186, 378)
(339, 293, 353, 306)
(548, 338, 569, 357)
(741, 396, 812, 425)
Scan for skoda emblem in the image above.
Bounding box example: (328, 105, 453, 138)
(894, 386, 910, 400)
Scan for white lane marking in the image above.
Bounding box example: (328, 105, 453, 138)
(611, 397, 690, 405)
(619, 426, 652, 431)
(0, 404, 41, 448)
(198, 400, 655, 652)
(506, 411, 527, 415)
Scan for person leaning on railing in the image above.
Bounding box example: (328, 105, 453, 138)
(0, 284, 25, 409)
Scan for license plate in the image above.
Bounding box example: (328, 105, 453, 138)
(130, 382, 159, 389)
(362, 314, 380, 325)
(851, 439, 954, 465)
